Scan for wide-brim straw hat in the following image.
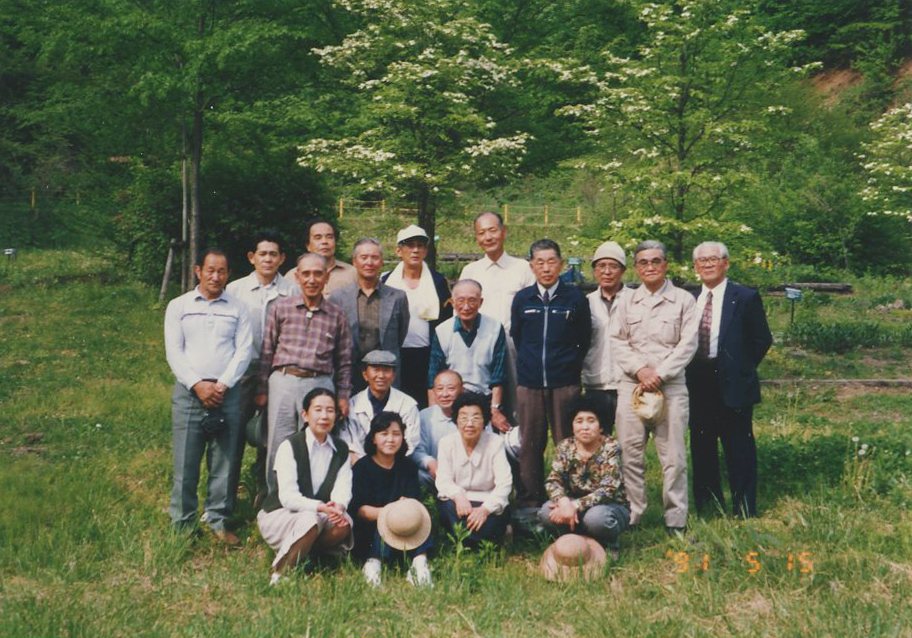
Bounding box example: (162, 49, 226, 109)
(377, 498, 432, 551)
(540, 534, 606, 582)
(632, 385, 666, 423)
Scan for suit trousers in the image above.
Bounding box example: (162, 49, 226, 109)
(615, 382, 689, 528)
(688, 360, 758, 517)
(515, 385, 580, 507)
(170, 382, 243, 532)
(264, 370, 334, 496)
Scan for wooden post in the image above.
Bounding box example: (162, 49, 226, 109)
(30, 189, 36, 212)
(159, 240, 177, 302)
(381, 199, 386, 212)
(503, 203, 509, 223)
(339, 197, 344, 219)
(576, 206, 582, 223)
(544, 204, 550, 225)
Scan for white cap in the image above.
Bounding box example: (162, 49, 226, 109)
(590, 241, 626, 268)
(397, 225, 429, 244)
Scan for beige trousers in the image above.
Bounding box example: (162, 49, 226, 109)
(615, 382, 689, 528)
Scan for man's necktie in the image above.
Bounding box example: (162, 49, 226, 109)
(542, 290, 550, 305)
(698, 291, 713, 359)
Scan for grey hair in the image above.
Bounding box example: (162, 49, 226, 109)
(296, 251, 328, 270)
(452, 278, 483, 295)
(352, 237, 382, 260)
(692, 241, 729, 261)
(633, 240, 667, 259)
(474, 211, 504, 228)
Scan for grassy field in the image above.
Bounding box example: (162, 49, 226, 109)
(1, 249, 911, 637)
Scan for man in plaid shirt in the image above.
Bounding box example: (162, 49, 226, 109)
(257, 252, 353, 497)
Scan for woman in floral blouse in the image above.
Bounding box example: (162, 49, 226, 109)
(538, 395, 630, 558)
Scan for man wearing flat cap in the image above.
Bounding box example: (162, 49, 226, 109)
(581, 241, 628, 432)
(341, 350, 421, 464)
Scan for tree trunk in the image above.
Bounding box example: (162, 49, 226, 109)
(180, 122, 190, 292)
(416, 185, 436, 270)
(188, 93, 203, 276)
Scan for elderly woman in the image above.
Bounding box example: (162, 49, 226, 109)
(257, 388, 352, 586)
(538, 395, 630, 558)
(435, 391, 512, 548)
(351, 411, 432, 587)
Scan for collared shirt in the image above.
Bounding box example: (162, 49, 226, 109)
(460, 252, 535, 331)
(412, 404, 458, 470)
(356, 286, 381, 358)
(696, 278, 728, 359)
(258, 294, 352, 398)
(609, 279, 698, 385)
(427, 315, 507, 391)
(582, 286, 627, 390)
(273, 428, 353, 512)
(226, 271, 296, 359)
(536, 281, 560, 301)
(545, 435, 627, 512)
(284, 259, 356, 296)
(164, 287, 252, 391)
(435, 430, 512, 514)
(341, 387, 420, 458)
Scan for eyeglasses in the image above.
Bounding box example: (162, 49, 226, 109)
(453, 297, 480, 307)
(635, 258, 665, 268)
(458, 415, 485, 425)
(695, 256, 725, 266)
(594, 261, 624, 273)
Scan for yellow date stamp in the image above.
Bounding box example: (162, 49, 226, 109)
(666, 550, 813, 574)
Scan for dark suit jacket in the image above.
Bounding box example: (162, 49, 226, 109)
(328, 282, 410, 386)
(686, 281, 773, 409)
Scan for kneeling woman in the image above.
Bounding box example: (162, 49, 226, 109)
(351, 411, 433, 586)
(436, 391, 512, 548)
(257, 388, 353, 585)
(538, 395, 630, 558)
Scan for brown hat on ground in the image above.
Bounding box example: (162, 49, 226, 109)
(540, 534, 606, 582)
(377, 498, 432, 551)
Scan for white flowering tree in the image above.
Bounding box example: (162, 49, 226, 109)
(557, 0, 815, 260)
(299, 0, 530, 262)
(860, 103, 912, 224)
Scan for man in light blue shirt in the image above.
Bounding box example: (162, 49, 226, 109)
(413, 369, 464, 492)
(164, 248, 252, 544)
(226, 230, 297, 507)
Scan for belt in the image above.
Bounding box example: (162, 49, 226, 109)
(276, 366, 320, 379)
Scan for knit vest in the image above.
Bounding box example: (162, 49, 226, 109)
(262, 431, 350, 513)
(435, 315, 500, 394)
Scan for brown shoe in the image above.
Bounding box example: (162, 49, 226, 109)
(213, 530, 241, 546)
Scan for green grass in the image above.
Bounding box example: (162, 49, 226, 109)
(2, 249, 911, 637)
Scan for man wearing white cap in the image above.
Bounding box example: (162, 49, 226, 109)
(381, 225, 452, 409)
(581, 241, 628, 432)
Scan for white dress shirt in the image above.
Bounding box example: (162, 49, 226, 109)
(342, 387, 420, 458)
(536, 281, 559, 300)
(274, 428, 353, 512)
(164, 287, 252, 390)
(460, 252, 535, 331)
(226, 271, 296, 359)
(696, 278, 728, 359)
(435, 430, 512, 514)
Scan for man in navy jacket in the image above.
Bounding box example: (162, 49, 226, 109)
(511, 239, 591, 507)
(686, 241, 772, 518)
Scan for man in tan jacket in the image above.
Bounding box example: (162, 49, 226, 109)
(609, 240, 698, 533)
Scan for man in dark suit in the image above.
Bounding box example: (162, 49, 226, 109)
(329, 238, 410, 393)
(686, 241, 772, 518)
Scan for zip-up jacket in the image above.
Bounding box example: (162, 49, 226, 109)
(510, 281, 591, 388)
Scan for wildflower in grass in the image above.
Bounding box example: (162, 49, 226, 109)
(858, 449, 866, 456)
(851, 436, 860, 443)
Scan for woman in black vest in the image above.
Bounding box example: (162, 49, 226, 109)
(257, 388, 353, 586)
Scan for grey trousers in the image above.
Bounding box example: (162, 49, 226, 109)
(170, 382, 243, 532)
(537, 501, 631, 549)
(264, 370, 334, 496)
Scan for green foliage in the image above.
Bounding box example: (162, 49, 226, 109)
(783, 319, 912, 353)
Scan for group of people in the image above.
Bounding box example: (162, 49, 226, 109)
(163, 211, 772, 585)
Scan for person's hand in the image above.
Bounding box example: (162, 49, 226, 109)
(636, 367, 663, 392)
(192, 381, 222, 408)
(466, 505, 490, 532)
(254, 393, 268, 408)
(453, 495, 473, 518)
(550, 497, 578, 530)
(490, 407, 510, 433)
(338, 397, 349, 418)
(426, 459, 438, 479)
(318, 502, 349, 527)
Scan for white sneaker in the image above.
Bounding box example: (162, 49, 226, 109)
(363, 558, 382, 587)
(268, 572, 288, 587)
(407, 555, 433, 587)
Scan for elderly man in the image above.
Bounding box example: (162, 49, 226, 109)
(427, 279, 509, 432)
(686, 242, 772, 518)
(610, 240, 698, 533)
(413, 369, 464, 491)
(284, 218, 355, 295)
(341, 350, 420, 463)
(511, 239, 591, 508)
(258, 252, 352, 496)
(164, 248, 252, 544)
(582, 241, 628, 433)
(460, 212, 535, 417)
(329, 238, 410, 394)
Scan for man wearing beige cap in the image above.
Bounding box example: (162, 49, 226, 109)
(381, 225, 452, 408)
(609, 240, 697, 534)
(582, 241, 628, 432)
